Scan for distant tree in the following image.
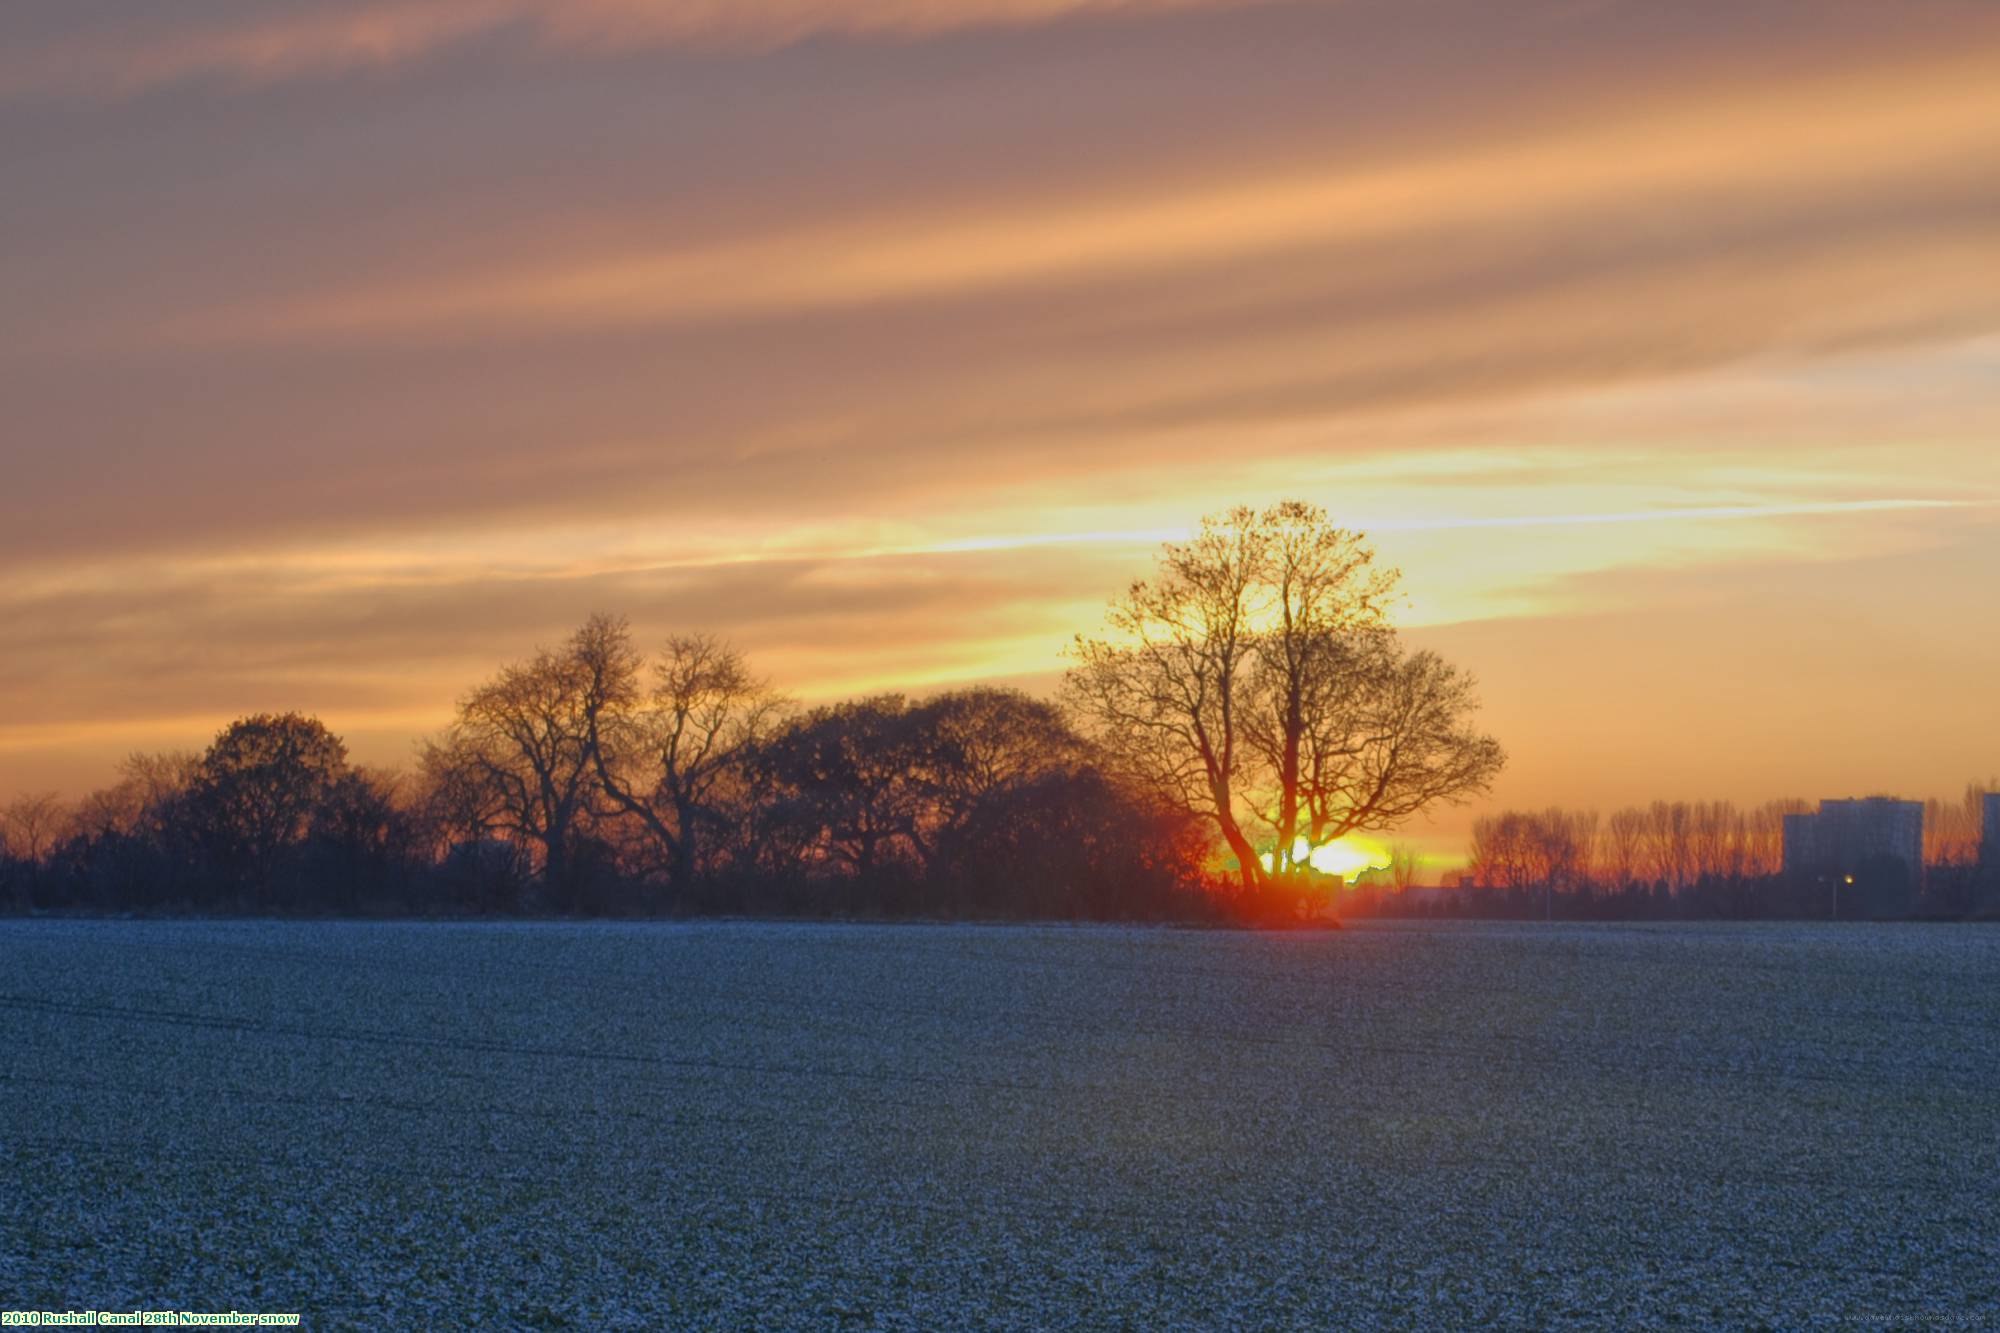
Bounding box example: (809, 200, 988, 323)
(1642, 801, 1695, 891)
(931, 767, 1214, 919)
(1465, 807, 1604, 916)
(1462, 793, 1907, 921)
(1, 792, 71, 864)
(1685, 801, 1747, 883)
(1925, 781, 1993, 867)
(1387, 843, 1421, 894)
(1065, 501, 1502, 905)
(301, 768, 419, 911)
(186, 713, 349, 901)
(423, 617, 618, 898)
(911, 688, 1089, 833)
(1746, 800, 1805, 879)
(38, 752, 201, 910)
(1530, 808, 1596, 895)
(747, 686, 1087, 891)
(68, 751, 199, 844)
(412, 746, 500, 863)
(579, 624, 789, 901)
(1467, 811, 1534, 892)
(1604, 808, 1647, 891)
(751, 695, 934, 879)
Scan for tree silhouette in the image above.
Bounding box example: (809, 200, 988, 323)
(1269, 629, 1505, 856)
(753, 695, 935, 879)
(423, 619, 616, 898)
(186, 712, 348, 902)
(580, 622, 789, 901)
(1, 791, 70, 864)
(910, 688, 1089, 836)
(1065, 501, 1502, 908)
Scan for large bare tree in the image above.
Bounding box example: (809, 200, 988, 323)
(580, 625, 789, 898)
(1241, 502, 1399, 872)
(1065, 501, 1503, 901)
(423, 617, 619, 892)
(1064, 507, 1268, 889)
(1273, 629, 1505, 857)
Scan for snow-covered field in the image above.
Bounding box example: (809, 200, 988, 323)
(2, 919, 1995, 1329)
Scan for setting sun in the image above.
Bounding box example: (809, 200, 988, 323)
(1258, 836, 1394, 881)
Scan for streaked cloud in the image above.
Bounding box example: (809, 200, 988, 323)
(2, 0, 1997, 862)
(1, 438, 1978, 741)
(201, 43, 2000, 344)
(0, 0, 1258, 99)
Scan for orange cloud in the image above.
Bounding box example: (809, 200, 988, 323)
(200, 46, 2000, 343)
(4, 0, 1998, 854)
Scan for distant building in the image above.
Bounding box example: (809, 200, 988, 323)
(1781, 813, 1819, 877)
(1984, 793, 2000, 865)
(1782, 798, 1924, 880)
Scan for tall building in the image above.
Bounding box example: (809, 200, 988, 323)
(1984, 792, 2000, 865)
(1782, 797, 1924, 880)
(1781, 812, 1819, 876)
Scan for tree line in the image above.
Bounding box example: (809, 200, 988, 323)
(0, 673, 1220, 922)
(9, 500, 1993, 923)
(0, 503, 1511, 923)
(1378, 789, 1999, 922)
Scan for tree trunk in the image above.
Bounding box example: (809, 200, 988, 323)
(669, 798, 698, 904)
(544, 827, 569, 904)
(1217, 816, 1263, 896)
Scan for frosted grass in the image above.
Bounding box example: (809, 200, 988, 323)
(2, 920, 1995, 1328)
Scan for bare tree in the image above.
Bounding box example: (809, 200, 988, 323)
(1240, 506, 1400, 872)
(1387, 843, 1421, 894)
(1, 792, 71, 864)
(1686, 803, 1721, 884)
(1643, 801, 1694, 890)
(1480, 796, 1826, 906)
(1566, 808, 1602, 893)
(68, 752, 200, 843)
(1468, 812, 1535, 891)
(1065, 506, 1268, 890)
(753, 695, 934, 877)
(1925, 781, 1993, 866)
(913, 688, 1089, 832)
(585, 628, 788, 898)
(1742, 799, 1805, 878)
(1065, 501, 1502, 902)
(1282, 632, 1506, 854)
(423, 616, 619, 892)
(1604, 807, 1647, 891)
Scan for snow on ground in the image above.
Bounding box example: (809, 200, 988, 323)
(1, 919, 1995, 1329)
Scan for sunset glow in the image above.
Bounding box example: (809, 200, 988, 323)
(3, 1, 1998, 873)
(1259, 837, 1395, 883)
(6, 9, 1993, 1325)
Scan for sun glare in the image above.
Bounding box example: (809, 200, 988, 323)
(1258, 836, 1393, 880)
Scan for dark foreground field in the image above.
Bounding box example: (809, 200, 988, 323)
(2, 920, 1996, 1328)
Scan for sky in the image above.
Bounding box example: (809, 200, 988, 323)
(3, 0, 1999, 867)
